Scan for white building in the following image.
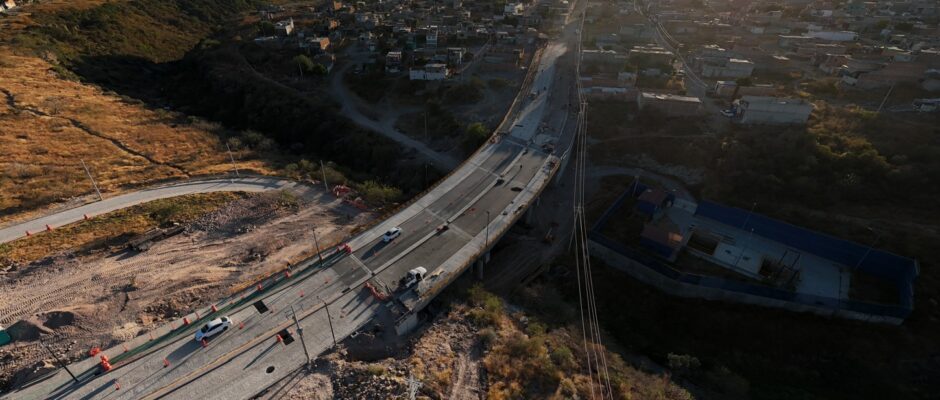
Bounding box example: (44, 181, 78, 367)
(504, 2, 524, 16)
(274, 18, 295, 36)
(426, 26, 439, 48)
(409, 63, 449, 81)
(734, 96, 813, 125)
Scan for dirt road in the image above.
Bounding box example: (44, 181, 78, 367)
(328, 62, 460, 169)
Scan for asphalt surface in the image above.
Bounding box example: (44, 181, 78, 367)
(4, 5, 585, 398)
(0, 177, 303, 244)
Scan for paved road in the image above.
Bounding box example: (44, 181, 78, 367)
(4, 5, 585, 398)
(0, 177, 302, 244)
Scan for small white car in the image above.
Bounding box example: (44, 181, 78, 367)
(194, 316, 232, 342)
(382, 227, 402, 243)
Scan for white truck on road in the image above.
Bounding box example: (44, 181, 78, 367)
(399, 267, 427, 290)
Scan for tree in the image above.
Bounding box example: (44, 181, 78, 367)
(292, 55, 315, 75)
(310, 63, 328, 76)
(462, 122, 489, 153)
(259, 20, 275, 36)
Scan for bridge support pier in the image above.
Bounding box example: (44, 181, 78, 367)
(554, 152, 572, 186)
(524, 202, 537, 225)
(475, 251, 491, 280)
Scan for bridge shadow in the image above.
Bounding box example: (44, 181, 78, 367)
(167, 340, 201, 363)
(77, 378, 118, 400)
(244, 342, 279, 370)
(359, 240, 389, 260)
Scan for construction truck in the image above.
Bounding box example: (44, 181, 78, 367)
(399, 267, 427, 290)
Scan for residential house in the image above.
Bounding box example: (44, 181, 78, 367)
(807, 31, 858, 42)
(582, 49, 628, 72)
(301, 37, 331, 53)
(637, 92, 703, 117)
(714, 81, 777, 98)
(386, 51, 403, 73)
(733, 96, 813, 125)
(701, 58, 755, 79)
(504, 2, 524, 16)
(853, 62, 927, 89)
(447, 47, 467, 66)
(275, 18, 295, 36)
(410, 63, 449, 80)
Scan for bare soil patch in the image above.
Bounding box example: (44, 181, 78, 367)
(0, 187, 373, 390)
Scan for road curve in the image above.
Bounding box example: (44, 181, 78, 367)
(0, 176, 303, 244)
(328, 62, 460, 170)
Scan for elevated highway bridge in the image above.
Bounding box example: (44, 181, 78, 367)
(4, 4, 585, 398)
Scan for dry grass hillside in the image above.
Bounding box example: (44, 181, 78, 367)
(0, 48, 275, 223)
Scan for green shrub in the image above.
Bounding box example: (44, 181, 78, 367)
(666, 353, 701, 375)
(468, 284, 504, 326)
(479, 327, 498, 347)
(550, 345, 577, 371)
(355, 180, 402, 205)
(462, 122, 490, 153)
(364, 364, 386, 376)
(703, 365, 750, 396)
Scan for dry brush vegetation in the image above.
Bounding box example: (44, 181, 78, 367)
(0, 49, 275, 222)
(410, 285, 692, 400)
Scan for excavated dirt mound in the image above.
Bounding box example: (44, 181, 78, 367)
(330, 361, 407, 400)
(191, 192, 302, 236)
(39, 311, 75, 329)
(6, 318, 53, 342)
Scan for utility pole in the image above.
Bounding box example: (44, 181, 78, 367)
(312, 226, 323, 264)
(319, 160, 329, 192)
(291, 305, 312, 369)
(225, 143, 240, 178)
(39, 339, 78, 384)
(853, 227, 882, 272)
(321, 298, 337, 346)
(424, 112, 429, 144)
(732, 202, 757, 269)
(406, 374, 422, 400)
(80, 159, 103, 201)
(484, 210, 491, 249)
(876, 83, 895, 114)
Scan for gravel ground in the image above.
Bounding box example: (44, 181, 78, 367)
(0, 189, 374, 391)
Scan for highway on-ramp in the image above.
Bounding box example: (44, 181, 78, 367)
(3, 4, 585, 398)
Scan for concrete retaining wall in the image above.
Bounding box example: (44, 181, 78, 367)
(589, 240, 904, 325)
